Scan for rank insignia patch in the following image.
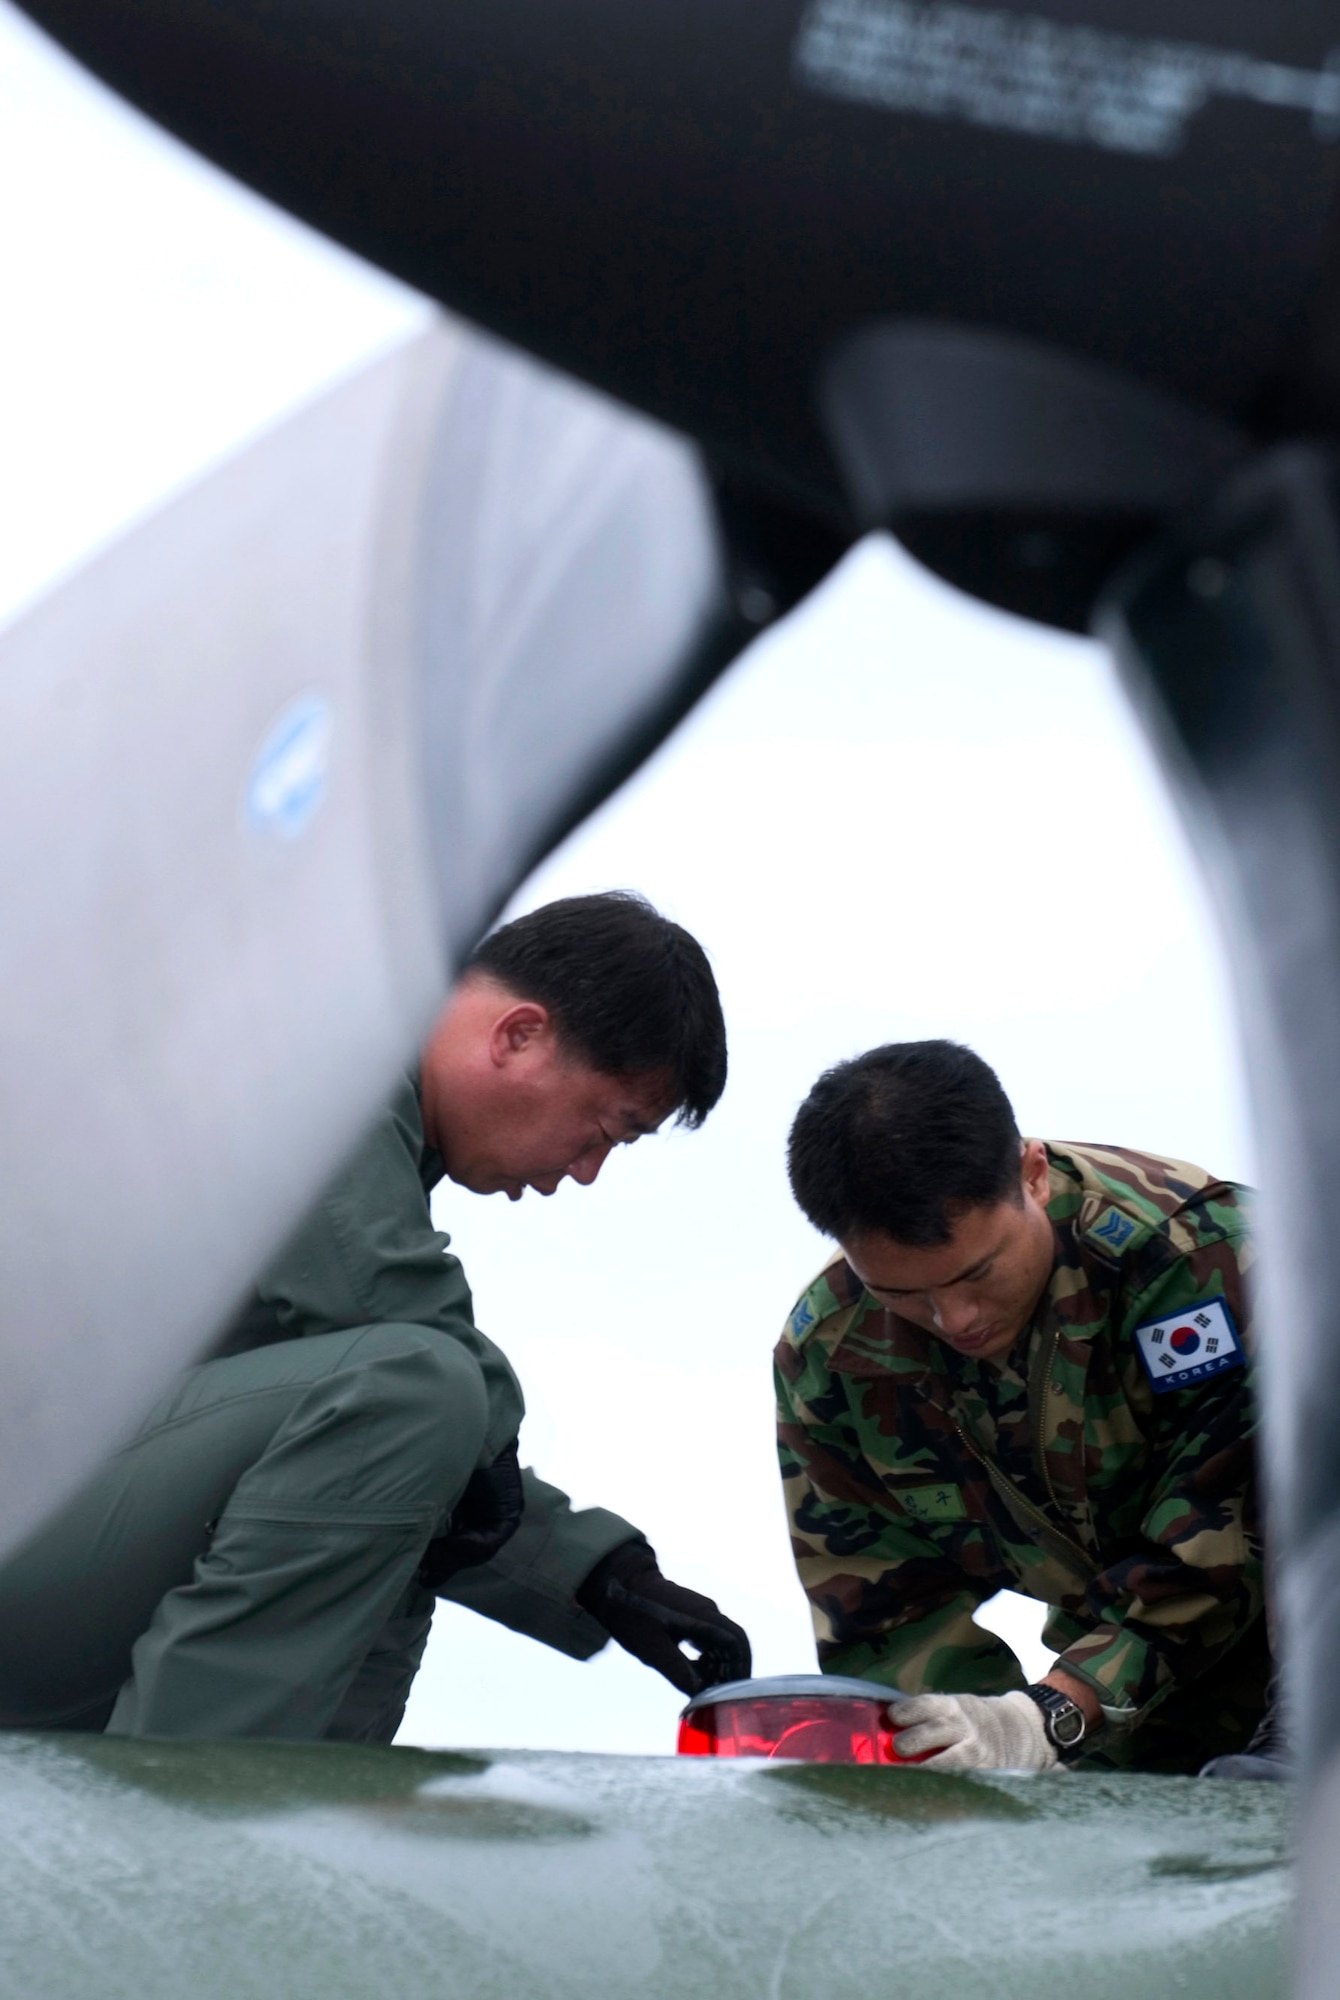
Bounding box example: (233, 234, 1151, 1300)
(1134, 1297, 1243, 1395)
(1087, 1206, 1137, 1255)
(788, 1298, 816, 1342)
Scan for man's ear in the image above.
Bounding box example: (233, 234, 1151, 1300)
(1020, 1137, 1051, 1203)
(488, 1000, 551, 1067)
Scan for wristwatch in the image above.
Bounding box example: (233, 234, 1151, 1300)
(1024, 1682, 1091, 1760)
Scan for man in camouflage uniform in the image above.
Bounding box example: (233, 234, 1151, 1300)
(776, 1039, 1270, 1774)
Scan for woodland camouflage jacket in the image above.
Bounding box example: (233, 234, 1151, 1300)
(775, 1143, 1262, 1735)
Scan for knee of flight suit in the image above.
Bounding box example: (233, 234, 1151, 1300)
(349, 1322, 490, 1470)
(242, 1324, 493, 1526)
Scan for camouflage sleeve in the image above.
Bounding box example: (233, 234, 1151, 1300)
(1052, 1217, 1263, 1722)
(775, 1350, 1026, 1696)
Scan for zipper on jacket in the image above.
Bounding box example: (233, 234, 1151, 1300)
(952, 1419, 1097, 1581)
(1030, 1320, 1067, 1516)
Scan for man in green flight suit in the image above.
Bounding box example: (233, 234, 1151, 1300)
(0, 892, 749, 1741)
(776, 1039, 1279, 1776)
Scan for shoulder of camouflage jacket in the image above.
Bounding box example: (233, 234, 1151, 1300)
(1046, 1141, 1253, 1291)
(779, 1252, 858, 1346)
(775, 1252, 866, 1383)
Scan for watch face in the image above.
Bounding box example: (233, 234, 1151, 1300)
(1052, 1705, 1086, 1746)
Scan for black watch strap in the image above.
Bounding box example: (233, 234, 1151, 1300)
(1024, 1682, 1090, 1759)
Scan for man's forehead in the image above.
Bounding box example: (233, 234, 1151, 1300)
(586, 1066, 676, 1128)
(844, 1208, 1012, 1289)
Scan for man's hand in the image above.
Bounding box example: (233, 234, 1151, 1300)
(419, 1440, 525, 1590)
(889, 1690, 1056, 1771)
(576, 1540, 752, 1696)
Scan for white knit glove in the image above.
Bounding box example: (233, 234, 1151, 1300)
(890, 1690, 1057, 1771)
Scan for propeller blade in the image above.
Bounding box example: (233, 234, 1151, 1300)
(0, 313, 765, 1558)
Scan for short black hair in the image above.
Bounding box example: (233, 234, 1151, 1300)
(468, 892, 726, 1127)
(787, 1040, 1022, 1246)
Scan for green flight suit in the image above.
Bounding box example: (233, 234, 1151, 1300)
(0, 1079, 637, 1741)
(775, 1142, 1268, 1773)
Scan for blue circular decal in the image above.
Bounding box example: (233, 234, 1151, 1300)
(246, 694, 333, 839)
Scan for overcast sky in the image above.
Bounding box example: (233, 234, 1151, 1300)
(1, 0, 1255, 1754)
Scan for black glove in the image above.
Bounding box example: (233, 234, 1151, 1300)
(576, 1540, 751, 1697)
(419, 1440, 525, 1591)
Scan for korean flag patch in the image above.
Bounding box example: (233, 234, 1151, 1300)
(1134, 1297, 1244, 1395)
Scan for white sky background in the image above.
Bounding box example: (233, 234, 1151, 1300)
(0, 1, 1256, 1754)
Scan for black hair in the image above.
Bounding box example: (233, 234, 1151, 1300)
(468, 892, 726, 1127)
(787, 1040, 1022, 1246)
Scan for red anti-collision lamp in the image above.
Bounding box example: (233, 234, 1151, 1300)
(677, 1675, 933, 1766)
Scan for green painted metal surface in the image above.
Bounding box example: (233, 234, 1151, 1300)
(0, 1735, 1290, 1997)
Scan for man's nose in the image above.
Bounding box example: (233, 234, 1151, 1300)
(566, 1141, 613, 1188)
(929, 1290, 977, 1336)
